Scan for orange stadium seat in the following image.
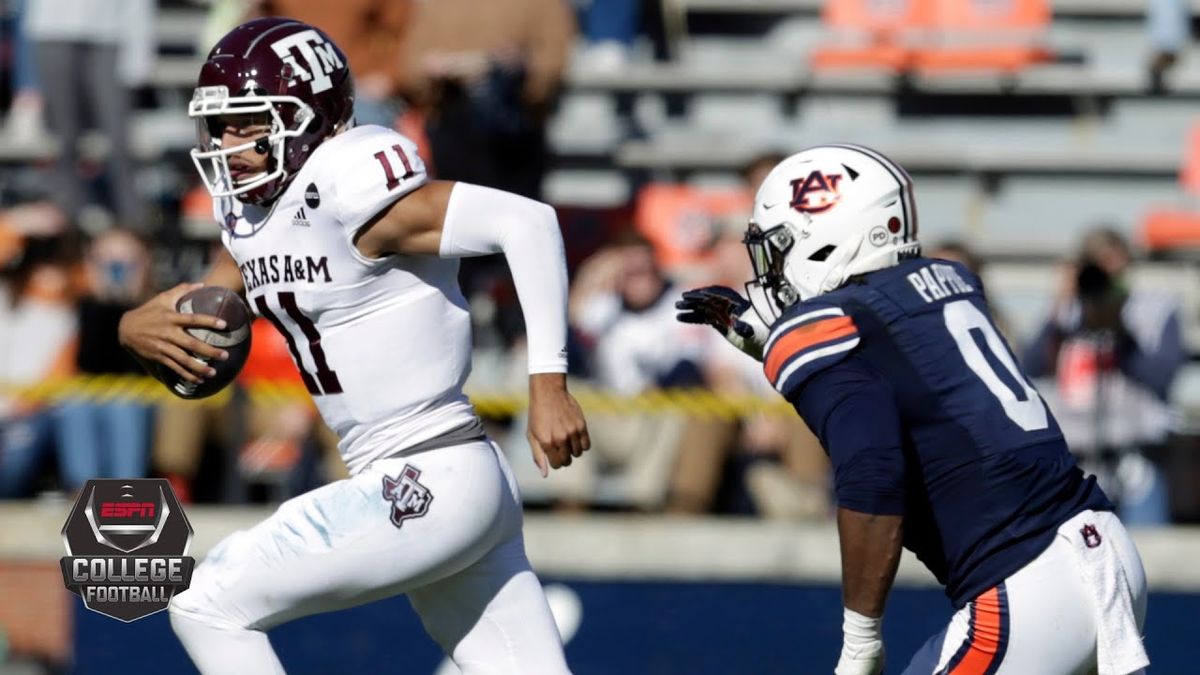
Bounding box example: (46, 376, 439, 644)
(913, 0, 1053, 73)
(810, 0, 934, 72)
(634, 183, 752, 271)
(1140, 122, 1200, 252)
(812, 0, 1052, 74)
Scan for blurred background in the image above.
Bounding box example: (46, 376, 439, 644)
(2, 0, 1200, 673)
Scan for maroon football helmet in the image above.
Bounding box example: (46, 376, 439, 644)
(189, 18, 355, 206)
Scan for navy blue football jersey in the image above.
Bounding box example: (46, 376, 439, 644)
(764, 257, 1112, 607)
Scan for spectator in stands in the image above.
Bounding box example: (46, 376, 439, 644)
(1023, 227, 1185, 525)
(694, 153, 830, 519)
(235, 319, 346, 501)
(1147, 0, 1189, 94)
(551, 231, 733, 513)
(248, 0, 413, 129)
(24, 0, 154, 230)
(401, 0, 574, 378)
(576, 0, 641, 72)
(54, 229, 153, 489)
(4, 0, 44, 140)
(153, 396, 231, 504)
(400, 0, 574, 200)
(0, 228, 75, 498)
(927, 239, 1014, 344)
(634, 152, 782, 286)
(151, 245, 240, 503)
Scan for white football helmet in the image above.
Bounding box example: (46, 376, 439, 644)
(743, 144, 921, 323)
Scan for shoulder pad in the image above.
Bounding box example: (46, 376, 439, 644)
(323, 126, 428, 233)
(763, 303, 860, 396)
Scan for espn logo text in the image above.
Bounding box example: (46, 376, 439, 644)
(99, 502, 155, 518)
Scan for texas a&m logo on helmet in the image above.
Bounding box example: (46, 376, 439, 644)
(271, 29, 345, 95)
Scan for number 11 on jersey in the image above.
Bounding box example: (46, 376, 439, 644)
(373, 144, 416, 190)
(255, 292, 344, 395)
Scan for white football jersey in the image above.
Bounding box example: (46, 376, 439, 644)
(214, 125, 480, 474)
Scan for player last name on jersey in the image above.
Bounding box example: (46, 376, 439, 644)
(239, 254, 333, 292)
(906, 262, 975, 304)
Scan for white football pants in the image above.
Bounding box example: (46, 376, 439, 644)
(168, 439, 570, 674)
(903, 510, 1148, 675)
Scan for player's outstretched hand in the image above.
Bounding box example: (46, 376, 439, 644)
(118, 282, 230, 384)
(526, 373, 591, 477)
(675, 286, 769, 361)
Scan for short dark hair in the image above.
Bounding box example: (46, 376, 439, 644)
(928, 240, 981, 274)
(1081, 226, 1130, 261)
(740, 152, 787, 184)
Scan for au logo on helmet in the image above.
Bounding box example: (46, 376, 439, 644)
(790, 170, 843, 214)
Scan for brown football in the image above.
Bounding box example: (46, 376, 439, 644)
(157, 286, 253, 399)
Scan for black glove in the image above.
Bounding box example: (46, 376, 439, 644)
(675, 286, 768, 361)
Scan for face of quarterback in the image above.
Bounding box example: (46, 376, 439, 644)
(208, 111, 272, 186)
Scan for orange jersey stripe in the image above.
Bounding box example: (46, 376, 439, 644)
(764, 316, 857, 384)
(949, 587, 1004, 675)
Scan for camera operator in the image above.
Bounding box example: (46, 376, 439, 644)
(1024, 227, 1186, 525)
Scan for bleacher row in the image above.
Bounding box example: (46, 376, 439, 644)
(14, 2, 1200, 364)
(36, 1, 1194, 250)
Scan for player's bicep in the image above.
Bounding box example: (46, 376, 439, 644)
(354, 180, 455, 258)
(333, 130, 431, 256)
(792, 359, 907, 516)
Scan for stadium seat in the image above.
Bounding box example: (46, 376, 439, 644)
(914, 0, 1053, 73)
(810, 0, 933, 72)
(1141, 122, 1200, 253)
(633, 183, 752, 271)
(812, 0, 1052, 74)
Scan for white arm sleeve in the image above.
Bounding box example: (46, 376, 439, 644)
(439, 182, 569, 374)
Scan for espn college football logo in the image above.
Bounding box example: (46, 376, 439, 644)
(60, 479, 194, 622)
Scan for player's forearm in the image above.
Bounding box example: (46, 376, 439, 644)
(439, 183, 569, 374)
(837, 507, 903, 617)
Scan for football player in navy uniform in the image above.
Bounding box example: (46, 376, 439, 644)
(677, 145, 1149, 675)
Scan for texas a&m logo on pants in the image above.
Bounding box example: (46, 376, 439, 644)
(60, 479, 194, 622)
(382, 465, 433, 529)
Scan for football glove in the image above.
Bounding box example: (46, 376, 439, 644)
(675, 286, 769, 361)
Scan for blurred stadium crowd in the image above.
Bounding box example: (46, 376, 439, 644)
(1, 0, 1199, 528)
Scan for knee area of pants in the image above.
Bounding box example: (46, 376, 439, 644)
(169, 583, 241, 631)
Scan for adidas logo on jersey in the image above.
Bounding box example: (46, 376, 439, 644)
(292, 208, 311, 227)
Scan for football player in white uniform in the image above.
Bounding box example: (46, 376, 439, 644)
(118, 18, 589, 674)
